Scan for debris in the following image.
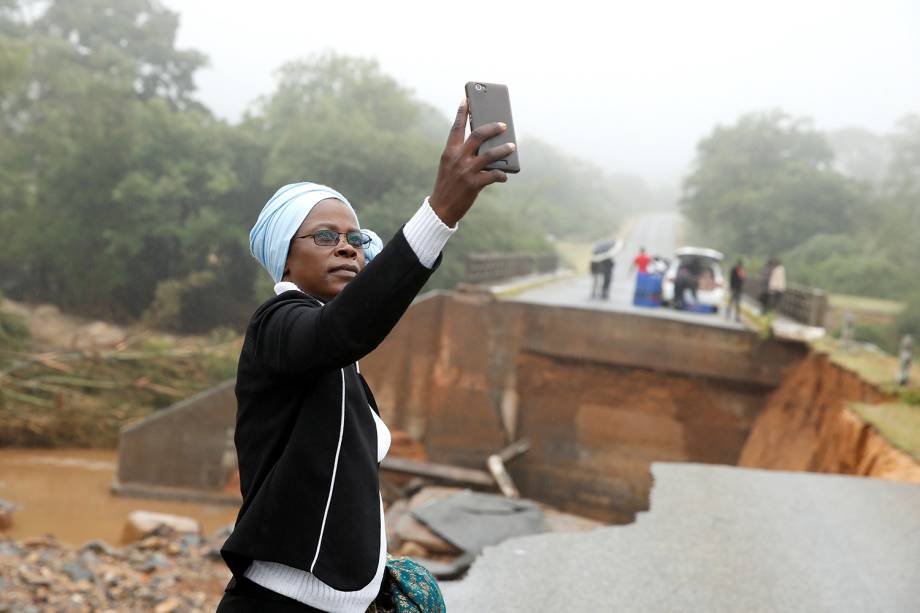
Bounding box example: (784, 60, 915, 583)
(121, 511, 200, 545)
(380, 457, 495, 488)
(495, 437, 531, 464)
(486, 455, 520, 498)
(0, 521, 234, 611)
(411, 490, 545, 556)
(393, 512, 462, 556)
(487, 438, 530, 498)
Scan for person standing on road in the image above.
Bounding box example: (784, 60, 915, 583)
(726, 259, 745, 322)
(673, 263, 695, 309)
(600, 255, 615, 300)
(590, 240, 617, 300)
(589, 258, 602, 299)
(632, 247, 651, 275)
(768, 257, 786, 313)
(218, 101, 513, 613)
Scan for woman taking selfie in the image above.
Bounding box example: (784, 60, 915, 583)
(216, 101, 514, 613)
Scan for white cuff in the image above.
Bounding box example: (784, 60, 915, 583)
(403, 197, 457, 269)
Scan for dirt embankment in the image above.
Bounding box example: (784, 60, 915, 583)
(739, 353, 920, 482)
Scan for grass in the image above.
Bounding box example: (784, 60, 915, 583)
(553, 240, 594, 275)
(810, 336, 920, 400)
(552, 216, 638, 275)
(828, 293, 905, 316)
(492, 271, 576, 298)
(848, 401, 920, 462)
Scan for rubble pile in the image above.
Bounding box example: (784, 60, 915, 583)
(384, 485, 603, 579)
(0, 527, 232, 613)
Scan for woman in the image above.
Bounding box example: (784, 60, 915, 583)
(216, 102, 514, 613)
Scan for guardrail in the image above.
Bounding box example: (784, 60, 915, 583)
(743, 279, 828, 327)
(463, 253, 560, 285)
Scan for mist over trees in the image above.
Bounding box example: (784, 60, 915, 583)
(680, 110, 920, 338)
(0, 0, 639, 332)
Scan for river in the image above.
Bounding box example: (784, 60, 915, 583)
(0, 448, 239, 545)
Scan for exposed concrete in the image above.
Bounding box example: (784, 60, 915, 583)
(443, 463, 920, 612)
(515, 299, 799, 385)
(510, 353, 767, 522)
(362, 291, 808, 522)
(114, 379, 236, 496)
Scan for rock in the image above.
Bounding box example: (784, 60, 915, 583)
(179, 534, 202, 548)
(21, 535, 58, 549)
(201, 546, 223, 561)
(18, 567, 51, 587)
(153, 596, 183, 613)
(393, 512, 462, 555)
(80, 539, 119, 557)
(61, 560, 95, 582)
(138, 536, 169, 550)
(392, 487, 464, 555)
(121, 511, 200, 545)
(0, 526, 236, 612)
(134, 552, 170, 573)
(0, 541, 21, 556)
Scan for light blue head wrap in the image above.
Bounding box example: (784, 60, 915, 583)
(249, 182, 384, 283)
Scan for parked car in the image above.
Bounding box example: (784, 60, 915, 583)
(661, 247, 725, 312)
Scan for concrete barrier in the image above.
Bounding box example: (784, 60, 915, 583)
(113, 379, 237, 502)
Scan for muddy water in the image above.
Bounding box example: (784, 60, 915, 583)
(0, 448, 239, 545)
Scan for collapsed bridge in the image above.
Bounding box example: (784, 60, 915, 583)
(115, 288, 808, 522)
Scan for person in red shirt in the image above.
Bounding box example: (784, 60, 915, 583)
(632, 247, 651, 274)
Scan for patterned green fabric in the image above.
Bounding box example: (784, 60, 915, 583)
(377, 555, 446, 613)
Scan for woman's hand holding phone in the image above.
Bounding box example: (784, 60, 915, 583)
(429, 99, 515, 228)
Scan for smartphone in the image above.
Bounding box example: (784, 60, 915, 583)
(465, 82, 520, 173)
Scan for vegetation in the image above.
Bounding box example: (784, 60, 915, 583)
(0, 325, 241, 447)
(680, 110, 920, 345)
(811, 336, 919, 402)
(0, 0, 646, 334)
(849, 402, 920, 462)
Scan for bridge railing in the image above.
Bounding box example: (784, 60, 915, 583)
(743, 278, 828, 327)
(463, 252, 560, 285)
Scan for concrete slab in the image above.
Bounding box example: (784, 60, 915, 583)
(444, 463, 920, 612)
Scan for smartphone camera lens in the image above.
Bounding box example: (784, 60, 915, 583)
(474, 84, 483, 91)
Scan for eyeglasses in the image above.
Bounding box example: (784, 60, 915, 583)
(293, 230, 371, 248)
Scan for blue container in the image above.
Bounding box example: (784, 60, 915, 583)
(633, 272, 663, 307)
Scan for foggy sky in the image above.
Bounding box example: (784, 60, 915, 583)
(162, 0, 920, 188)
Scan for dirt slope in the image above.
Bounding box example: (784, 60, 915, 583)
(739, 353, 920, 482)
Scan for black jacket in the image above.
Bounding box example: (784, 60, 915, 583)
(221, 228, 438, 590)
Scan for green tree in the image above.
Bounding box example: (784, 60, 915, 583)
(680, 111, 867, 257)
(248, 52, 561, 290)
(0, 0, 256, 327)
